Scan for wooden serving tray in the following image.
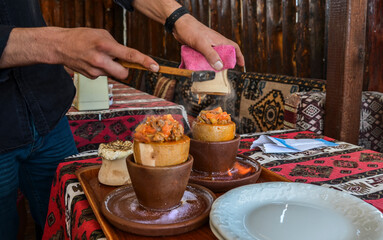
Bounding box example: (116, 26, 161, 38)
(75, 164, 290, 240)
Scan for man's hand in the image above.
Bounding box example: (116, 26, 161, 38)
(55, 27, 159, 79)
(172, 14, 245, 71)
(0, 27, 159, 80)
(131, 0, 245, 71)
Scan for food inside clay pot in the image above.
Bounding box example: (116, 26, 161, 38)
(192, 107, 235, 142)
(98, 140, 133, 186)
(133, 114, 190, 167)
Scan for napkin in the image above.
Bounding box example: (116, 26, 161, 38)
(179, 45, 236, 72)
(250, 135, 339, 154)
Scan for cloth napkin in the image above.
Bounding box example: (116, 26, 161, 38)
(179, 45, 236, 72)
(250, 135, 339, 154)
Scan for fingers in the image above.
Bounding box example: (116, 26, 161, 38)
(82, 57, 133, 80)
(101, 58, 130, 80)
(202, 38, 245, 70)
(195, 42, 224, 71)
(85, 39, 159, 79)
(67, 56, 127, 80)
(79, 64, 108, 79)
(108, 44, 159, 72)
(232, 43, 245, 67)
(196, 41, 245, 70)
(59, 28, 158, 79)
(175, 31, 243, 70)
(74, 67, 106, 79)
(73, 54, 129, 80)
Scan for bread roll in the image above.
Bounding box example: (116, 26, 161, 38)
(133, 135, 190, 166)
(133, 114, 190, 166)
(192, 121, 235, 142)
(192, 107, 236, 142)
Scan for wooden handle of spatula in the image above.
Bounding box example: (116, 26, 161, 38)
(118, 61, 194, 78)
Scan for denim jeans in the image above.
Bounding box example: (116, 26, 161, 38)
(0, 116, 78, 239)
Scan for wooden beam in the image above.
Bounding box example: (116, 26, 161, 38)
(364, 0, 383, 92)
(324, 0, 367, 144)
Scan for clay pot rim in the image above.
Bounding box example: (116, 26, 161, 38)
(127, 154, 193, 169)
(189, 134, 241, 144)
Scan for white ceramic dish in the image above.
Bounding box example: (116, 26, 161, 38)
(210, 182, 383, 240)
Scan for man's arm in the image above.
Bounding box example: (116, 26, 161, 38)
(0, 0, 245, 80)
(131, 0, 245, 70)
(0, 27, 159, 79)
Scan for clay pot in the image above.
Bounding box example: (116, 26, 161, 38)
(190, 135, 240, 173)
(192, 121, 236, 142)
(133, 135, 190, 167)
(126, 154, 193, 211)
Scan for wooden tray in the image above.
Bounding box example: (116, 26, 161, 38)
(75, 163, 290, 240)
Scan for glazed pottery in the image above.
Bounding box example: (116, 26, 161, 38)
(210, 182, 383, 240)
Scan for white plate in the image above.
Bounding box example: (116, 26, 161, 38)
(210, 182, 383, 240)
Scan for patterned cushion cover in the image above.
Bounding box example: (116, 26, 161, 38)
(153, 75, 176, 101)
(284, 92, 326, 135)
(284, 91, 383, 153)
(236, 73, 326, 134)
(359, 91, 383, 152)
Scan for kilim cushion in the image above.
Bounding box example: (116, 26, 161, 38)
(359, 91, 383, 153)
(153, 75, 176, 101)
(283, 91, 383, 153)
(283, 92, 326, 135)
(143, 57, 180, 96)
(236, 72, 326, 134)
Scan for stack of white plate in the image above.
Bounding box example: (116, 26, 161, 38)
(210, 182, 383, 240)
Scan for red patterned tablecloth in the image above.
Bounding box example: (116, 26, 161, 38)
(43, 130, 383, 239)
(67, 80, 190, 152)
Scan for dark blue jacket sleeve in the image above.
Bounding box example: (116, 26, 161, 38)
(113, 0, 135, 11)
(0, 25, 15, 82)
(0, 25, 14, 59)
